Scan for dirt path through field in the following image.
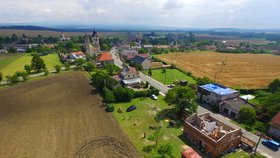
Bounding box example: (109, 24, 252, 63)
(0, 71, 139, 158)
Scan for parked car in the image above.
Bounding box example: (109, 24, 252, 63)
(151, 94, 158, 100)
(168, 84, 175, 88)
(126, 105, 137, 112)
(262, 140, 280, 151)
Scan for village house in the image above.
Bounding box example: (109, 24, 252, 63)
(120, 49, 138, 61)
(69, 51, 86, 60)
(131, 54, 152, 70)
(183, 113, 242, 157)
(98, 52, 114, 64)
(268, 112, 280, 139)
(119, 67, 141, 87)
(219, 97, 255, 119)
(197, 84, 250, 118)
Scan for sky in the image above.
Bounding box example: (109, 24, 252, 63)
(0, 0, 279, 29)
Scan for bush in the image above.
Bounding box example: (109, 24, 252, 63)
(54, 65, 62, 73)
(6, 74, 20, 85)
(0, 72, 3, 82)
(106, 104, 115, 112)
(24, 65, 32, 74)
(43, 69, 49, 76)
(83, 62, 95, 72)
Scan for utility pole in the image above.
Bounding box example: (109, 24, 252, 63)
(252, 134, 262, 157)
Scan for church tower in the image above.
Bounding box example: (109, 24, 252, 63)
(91, 28, 100, 52)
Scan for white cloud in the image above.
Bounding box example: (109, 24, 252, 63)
(0, 0, 279, 29)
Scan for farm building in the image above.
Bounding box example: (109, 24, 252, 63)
(219, 97, 255, 119)
(268, 112, 280, 139)
(98, 52, 114, 64)
(197, 84, 239, 105)
(183, 113, 242, 157)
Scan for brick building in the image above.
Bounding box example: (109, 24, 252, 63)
(183, 113, 242, 157)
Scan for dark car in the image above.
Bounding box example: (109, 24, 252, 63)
(126, 105, 137, 112)
(262, 140, 280, 151)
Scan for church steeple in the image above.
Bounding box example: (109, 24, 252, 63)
(92, 28, 97, 37)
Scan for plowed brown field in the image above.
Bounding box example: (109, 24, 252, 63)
(0, 72, 139, 158)
(157, 52, 280, 89)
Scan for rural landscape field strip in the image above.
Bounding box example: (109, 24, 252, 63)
(0, 72, 139, 158)
(0, 53, 61, 78)
(157, 52, 280, 89)
(0, 53, 24, 70)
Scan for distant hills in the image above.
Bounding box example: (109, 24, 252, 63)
(0, 25, 280, 33)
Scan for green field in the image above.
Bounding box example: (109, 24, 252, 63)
(112, 96, 202, 158)
(145, 69, 196, 85)
(0, 53, 61, 78)
(0, 54, 24, 70)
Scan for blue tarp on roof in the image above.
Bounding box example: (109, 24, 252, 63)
(200, 84, 238, 96)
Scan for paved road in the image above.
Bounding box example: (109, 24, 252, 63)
(109, 47, 278, 158)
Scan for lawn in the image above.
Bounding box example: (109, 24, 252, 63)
(144, 69, 196, 85)
(0, 53, 24, 70)
(112, 96, 195, 158)
(221, 150, 265, 158)
(0, 53, 61, 78)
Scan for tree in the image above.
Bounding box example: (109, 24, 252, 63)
(103, 87, 116, 102)
(0, 72, 2, 82)
(75, 58, 86, 68)
(162, 68, 166, 73)
(24, 65, 32, 74)
(104, 63, 120, 76)
(262, 92, 280, 120)
(83, 62, 95, 72)
(15, 71, 28, 81)
(239, 106, 256, 128)
(196, 77, 211, 85)
(148, 67, 152, 76)
(7, 46, 17, 53)
(54, 65, 62, 73)
(6, 74, 20, 85)
(91, 71, 109, 91)
(139, 48, 148, 54)
(267, 78, 280, 93)
(148, 128, 163, 146)
(164, 87, 197, 116)
(101, 43, 110, 51)
(157, 143, 173, 158)
(31, 54, 46, 72)
(113, 85, 133, 102)
(64, 62, 70, 71)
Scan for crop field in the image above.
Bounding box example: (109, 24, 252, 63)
(0, 53, 61, 78)
(157, 51, 280, 89)
(0, 72, 139, 158)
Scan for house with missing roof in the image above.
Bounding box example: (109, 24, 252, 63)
(183, 113, 242, 157)
(197, 84, 253, 119)
(268, 112, 280, 139)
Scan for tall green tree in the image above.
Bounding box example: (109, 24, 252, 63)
(267, 78, 280, 93)
(148, 67, 152, 76)
(148, 128, 163, 146)
(239, 106, 256, 128)
(83, 62, 95, 72)
(157, 143, 173, 158)
(75, 58, 85, 68)
(164, 87, 197, 116)
(24, 65, 32, 74)
(262, 92, 280, 120)
(31, 54, 46, 72)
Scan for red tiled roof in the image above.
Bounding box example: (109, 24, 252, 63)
(72, 51, 85, 56)
(99, 52, 113, 61)
(127, 55, 135, 59)
(271, 112, 280, 127)
(137, 54, 149, 58)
